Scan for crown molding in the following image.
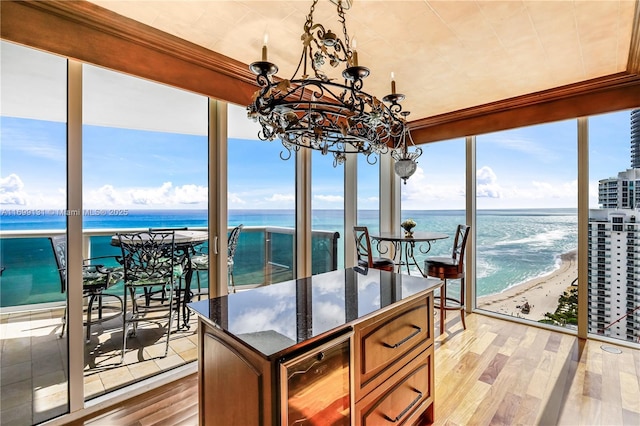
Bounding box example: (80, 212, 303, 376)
(1, 0, 259, 105)
(409, 73, 640, 144)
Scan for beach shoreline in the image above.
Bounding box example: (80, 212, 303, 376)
(477, 249, 577, 321)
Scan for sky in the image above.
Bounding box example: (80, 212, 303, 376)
(0, 41, 635, 212)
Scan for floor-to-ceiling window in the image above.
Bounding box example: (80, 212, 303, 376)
(400, 138, 466, 275)
(227, 103, 296, 287)
(0, 40, 69, 424)
(588, 108, 640, 344)
(475, 120, 578, 330)
(81, 64, 208, 397)
(357, 155, 381, 235)
(311, 151, 345, 273)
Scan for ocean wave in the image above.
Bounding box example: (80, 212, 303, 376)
(476, 257, 498, 279)
(493, 228, 571, 248)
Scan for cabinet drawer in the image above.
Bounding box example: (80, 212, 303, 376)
(356, 346, 434, 426)
(355, 296, 432, 395)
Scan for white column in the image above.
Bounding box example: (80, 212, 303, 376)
(577, 117, 589, 339)
(380, 152, 400, 233)
(209, 99, 228, 297)
(465, 136, 477, 312)
(344, 152, 357, 268)
(67, 59, 84, 412)
(296, 148, 312, 278)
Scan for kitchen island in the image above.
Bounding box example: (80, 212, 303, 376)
(189, 267, 442, 425)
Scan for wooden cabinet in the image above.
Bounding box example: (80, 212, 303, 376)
(354, 294, 435, 425)
(191, 268, 441, 426)
(199, 331, 274, 425)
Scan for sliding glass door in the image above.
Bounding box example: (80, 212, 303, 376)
(0, 40, 69, 424)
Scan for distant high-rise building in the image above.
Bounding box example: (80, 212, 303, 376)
(598, 168, 640, 209)
(631, 109, 640, 168)
(590, 110, 640, 343)
(588, 209, 640, 342)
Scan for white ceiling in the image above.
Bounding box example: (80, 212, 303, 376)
(88, 0, 637, 121)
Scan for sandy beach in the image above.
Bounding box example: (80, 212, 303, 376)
(477, 250, 577, 321)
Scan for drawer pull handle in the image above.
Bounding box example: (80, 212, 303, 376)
(384, 388, 423, 423)
(382, 325, 422, 349)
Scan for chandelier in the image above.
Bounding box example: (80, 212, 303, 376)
(247, 0, 422, 178)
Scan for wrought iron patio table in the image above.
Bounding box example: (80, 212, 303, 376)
(369, 231, 448, 276)
(111, 230, 208, 330)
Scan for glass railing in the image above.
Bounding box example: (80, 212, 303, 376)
(0, 226, 341, 308)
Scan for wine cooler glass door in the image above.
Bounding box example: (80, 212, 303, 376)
(280, 332, 352, 426)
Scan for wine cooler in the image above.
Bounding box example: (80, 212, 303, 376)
(280, 332, 353, 426)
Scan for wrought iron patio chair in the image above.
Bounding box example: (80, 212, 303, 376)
(49, 235, 124, 343)
(191, 224, 244, 294)
(146, 227, 188, 304)
(117, 231, 180, 361)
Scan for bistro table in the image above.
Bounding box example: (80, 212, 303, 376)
(369, 231, 448, 276)
(111, 229, 208, 330)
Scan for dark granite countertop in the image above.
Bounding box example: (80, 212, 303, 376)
(189, 267, 442, 359)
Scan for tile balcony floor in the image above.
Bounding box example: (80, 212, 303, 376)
(0, 303, 199, 426)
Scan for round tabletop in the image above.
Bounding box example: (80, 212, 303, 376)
(370, 231, 449, 243)
(111, 230, 208, 247)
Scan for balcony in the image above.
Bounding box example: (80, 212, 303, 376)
(0, 226, 340, 423)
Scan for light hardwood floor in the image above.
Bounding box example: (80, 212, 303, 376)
(73, 313, 640, 425)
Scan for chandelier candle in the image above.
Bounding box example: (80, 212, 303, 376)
(352, 37, 358, 66)
(262, 33, 268, 61)
(391, 72, 396, 95)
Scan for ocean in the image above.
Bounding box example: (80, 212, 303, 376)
(0, 208, 578, 307)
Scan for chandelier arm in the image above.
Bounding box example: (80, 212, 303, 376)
(279, 143, 294, 161)
(293, 43, 309, 79)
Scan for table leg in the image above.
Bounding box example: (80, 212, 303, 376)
(405, 241, 426, 276)
(175, 248, 193, 330)
(181, 264, 193, 329)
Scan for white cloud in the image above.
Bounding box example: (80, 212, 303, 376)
(314, 194, 344, 203)
(490, 135, 557, 162)
(265, 193, 295, 202)
(476, 166, 502, 198)
(86, 184, 127, 206)
(174, 184, 208, 204)
(82, 182, 210, 208)
(530, 180, 576, 199)
(0, 174, 28, 205)
(400, 166, 465, 209)
(129, 182, 173, 205)
(228, 192, 246, 205)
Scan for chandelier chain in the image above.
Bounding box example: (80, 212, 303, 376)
(336, 1, 351, 57)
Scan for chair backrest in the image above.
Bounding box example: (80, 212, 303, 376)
(451, 224, 471, 273)
(228, 224, 244, 260)
(117, 231, 176, 285)
(49, 235, 67, 293)
(353, 226, 373, 268)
